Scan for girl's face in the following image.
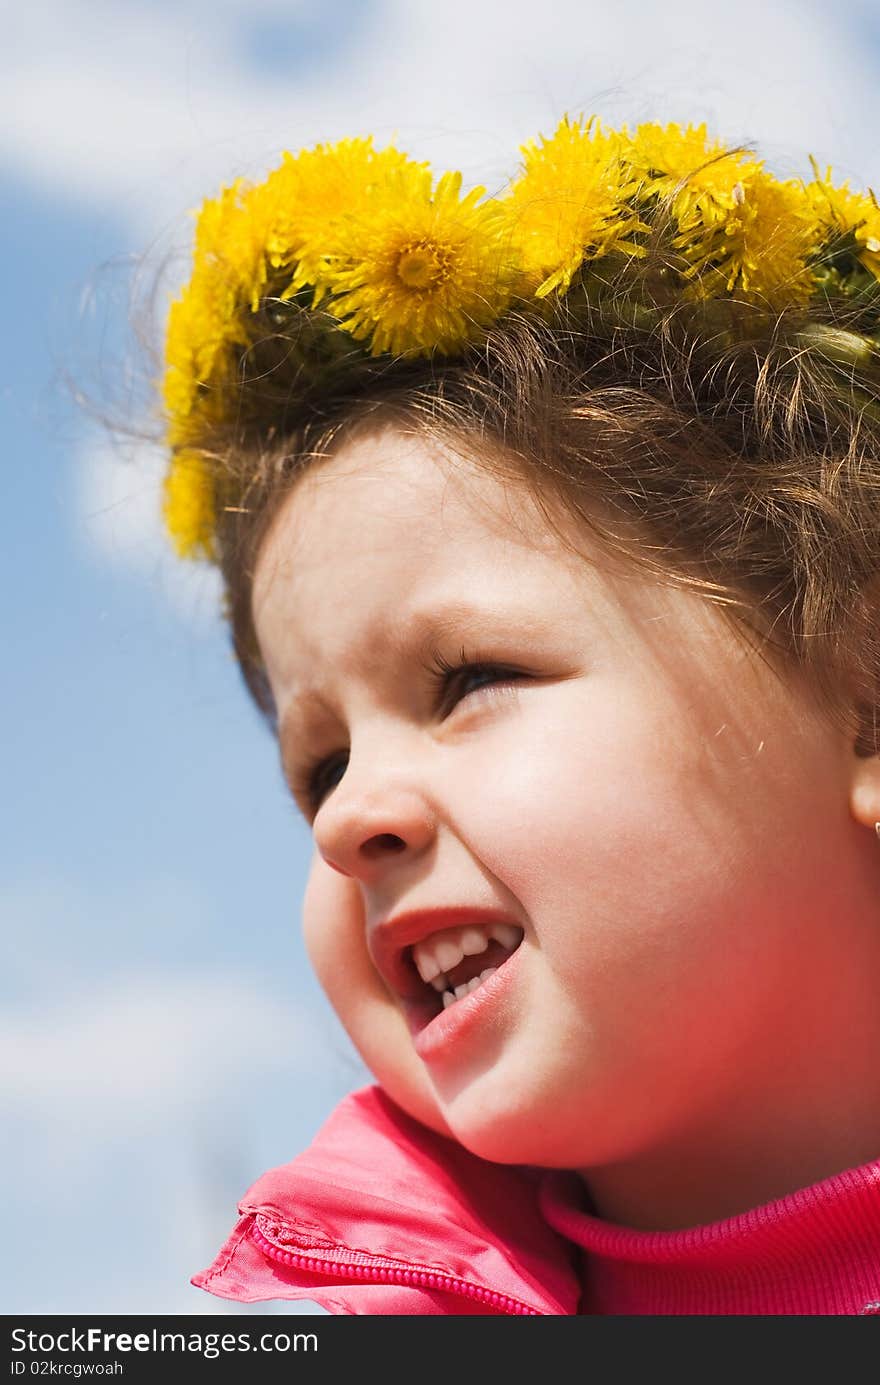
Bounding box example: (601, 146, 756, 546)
(252, 424, 873, 1204)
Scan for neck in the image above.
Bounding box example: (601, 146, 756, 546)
(579, 1099, 880, 1231)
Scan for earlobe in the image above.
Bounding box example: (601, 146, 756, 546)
(848, 748, 880, 832)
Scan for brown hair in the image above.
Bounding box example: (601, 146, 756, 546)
(185, 269, 880, 759)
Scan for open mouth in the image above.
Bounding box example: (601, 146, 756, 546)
(406, 929, 524, 1021)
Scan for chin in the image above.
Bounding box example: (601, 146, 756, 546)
(430, 1095, 541, 1167)
(451, 1124, 538, 1167)
(367, 1057, 455, 1141)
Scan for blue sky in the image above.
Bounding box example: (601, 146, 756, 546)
(5, 0, 880, 1314)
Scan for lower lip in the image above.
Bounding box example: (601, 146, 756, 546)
(403, 944, 523, 1064)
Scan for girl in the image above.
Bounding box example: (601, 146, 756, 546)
(161, 117, 880, 1313)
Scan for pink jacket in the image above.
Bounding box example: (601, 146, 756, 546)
(193, 1083, 583, 1314)
(194, 1082, 880, 1314)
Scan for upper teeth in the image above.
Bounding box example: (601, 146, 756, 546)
(411, 921, 522, 989)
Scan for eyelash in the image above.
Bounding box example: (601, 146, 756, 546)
(293, 646, 524, 815)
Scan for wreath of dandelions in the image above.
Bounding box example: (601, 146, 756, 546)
(161, 116, 880, 562)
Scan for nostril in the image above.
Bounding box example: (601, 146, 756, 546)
(362, 833, 407, 857)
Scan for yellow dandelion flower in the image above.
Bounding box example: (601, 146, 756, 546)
(162, 265, 239, 437)
(197, 178, 278, 311)
(308, 164, 517, 357)
(622, 121, 762, 229)
(502, 114, 648, 299)
(162, 178, 264, 437)
(805, 162, 880, 280)
(681, 170, 818, 308)
(161, 138, 425, 436)
(266, 138, 426, 302)
(162, 449, 218, 561)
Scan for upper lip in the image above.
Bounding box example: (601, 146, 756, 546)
(369, 906, 525, 1002)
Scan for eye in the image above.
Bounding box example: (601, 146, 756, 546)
(430, 657, 523, 716)
(295, 751, 349, 817)
(295, 653, 526, 817)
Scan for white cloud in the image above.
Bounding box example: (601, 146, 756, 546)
(0, 969, 345, 1312)
(0, 870, 365, 1146)
(5, 0, 877, 233)
(1, 972, 323, 1138)
(74, 428, 225, 631)
(0, 863, 365, 1312)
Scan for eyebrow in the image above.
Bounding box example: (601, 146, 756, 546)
(276, 598, 543, 787)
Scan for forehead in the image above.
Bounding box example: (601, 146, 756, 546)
(251, 426, 598, 636)
(258, 426, 570, 571)
(251, 426, 614, 718)
(250, 423, 759, 718)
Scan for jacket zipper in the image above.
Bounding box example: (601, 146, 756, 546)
(251, 1221, 544, 1315)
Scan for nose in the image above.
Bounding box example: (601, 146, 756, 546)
(312, 733, 437, 882)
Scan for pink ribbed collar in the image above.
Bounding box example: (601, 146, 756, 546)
(538, 1157, 880, 1314)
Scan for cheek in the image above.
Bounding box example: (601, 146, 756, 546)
(456, 682, 737, 966)
(457, 681, 676, 884)
(302, 875, 453, 1140)
(459, 675, 829, 1021)
(301, 880, 392, 1040)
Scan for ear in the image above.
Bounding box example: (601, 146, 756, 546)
(848, 696, 880, 831)
(850, 752, 880, 833)
(844, 573, 880, 831)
